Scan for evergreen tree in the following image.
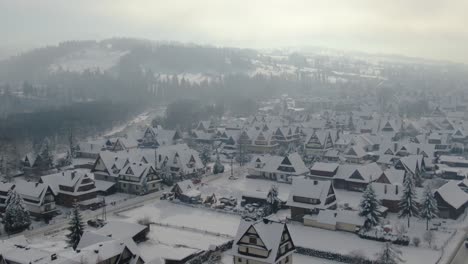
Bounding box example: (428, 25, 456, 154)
(213, 152, 224, 174)
(359, 184, 381, 229)
(399, 175, 419, 228)
(376, 242, 404, 264)
(67, 202, 85, 250)
(266, 185, 280, 213)
(200, 144, 211, 167)
(38, 138, 54, 170)
(160, 162, 173, 185)
(420, 185, 438, 230)
(4, 190, 31, 234)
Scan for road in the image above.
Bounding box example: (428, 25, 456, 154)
(450, 234, 468, 264)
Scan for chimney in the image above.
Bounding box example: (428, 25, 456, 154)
(71, 171, 76, 180)
(394, 143, 398, 152)
(115, 156, 118, 161)
(395, 185, 399, 195)
(313, 180, 318, 185)
(51, 253, 57, 261)
(35, 182, 39, 187)
(417, 147, 420, 155)
(384, 184, 387, 194)
(94, 249, 99, 254)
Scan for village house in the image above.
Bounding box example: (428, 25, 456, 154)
(287, 177, 337, 221)
(370, 182, 402, 213)
(343, 145, 368, 164)
(232, 218, 295, 264)
(0, 180, 57, 220)
(309, 162, 339, 180)
(155, 144, 204, 180)
(92, 149, 163, 194)
(434, 181, 468, 219)
(333, 162, 382, 191)
(394, 155, 425, 180)
(303, 129, 336, 156)
(171, 179, 201, 203)
(118, 162, 161, 195)
(238, 128, 279, 154)
(138, 126, 183, 148)
(40, 170, 99, 209)
(248, 153, 309, 183)
(14, 180, 57, 219)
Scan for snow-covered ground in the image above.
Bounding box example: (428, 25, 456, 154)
(221, 253, 344, 264)
(48, 47, 128, 73)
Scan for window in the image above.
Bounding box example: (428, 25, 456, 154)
(249, 237, 257, 244)
(238, 258, 242, 263)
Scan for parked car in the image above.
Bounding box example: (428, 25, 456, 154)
(87, 219, 106, 228)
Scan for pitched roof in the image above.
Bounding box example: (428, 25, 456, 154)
(286, 177, 336, 210)
(436, 181, 468, 210)
(232, 219, 292, 263)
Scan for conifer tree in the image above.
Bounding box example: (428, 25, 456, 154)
(67, 202, 85, 250)
(213, 151, 224, 174)
(420, 185, 438, 230)
(267, 185, 280, 213)
(4, 190, 31, 234)
(359, 184, 381, 229)
(376, 242, 404, 264)
(399, 175, 419, 228)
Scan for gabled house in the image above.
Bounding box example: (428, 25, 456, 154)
(371, 182, 403, 213)
(394, 155, 425, 180)
(155, 144, 204, 179)
(0, 181, 57, 220)
(334, 163, 382, 191)
(304, 130, 336, 155)
(309, 162, 339, 179)
(40, 170, 99, 209)
(14, 180, 57, 219)
(118, 162, 161, 195)
(375, 169, 406, 185)
(232, 218, 295, 264)
(343, 146, 367, 164)
(171, 179, 201, 203)
(287, 178, 337, 220)
(248, 153, 309, 183)
(435, 181, 468, 219)
(238, 128, 279, 154)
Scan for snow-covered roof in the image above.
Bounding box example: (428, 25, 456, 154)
(335, 163, 382, 183)
(286, 177, 336, 210)
(436, 181, 468, 210)
(232, 218, 292, 263)
(95, 221, 148, 241)
(310, 162, 339, 173)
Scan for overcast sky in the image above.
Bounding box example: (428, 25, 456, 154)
(1, 0, 467, 63)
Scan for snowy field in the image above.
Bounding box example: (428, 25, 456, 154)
(22, 172, 465, 263)
(112, 199, 448, 263)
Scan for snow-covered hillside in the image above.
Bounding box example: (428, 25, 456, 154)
(48, 46, 128, 73)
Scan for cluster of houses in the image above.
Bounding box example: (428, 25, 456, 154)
(6, 128, 205, 221)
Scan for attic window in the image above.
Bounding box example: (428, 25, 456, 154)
(249, 237, 257, 244)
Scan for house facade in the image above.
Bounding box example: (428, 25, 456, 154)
(232, 218, 295, 264)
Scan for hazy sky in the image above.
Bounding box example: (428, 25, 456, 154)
(1, 0, 467, 63)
